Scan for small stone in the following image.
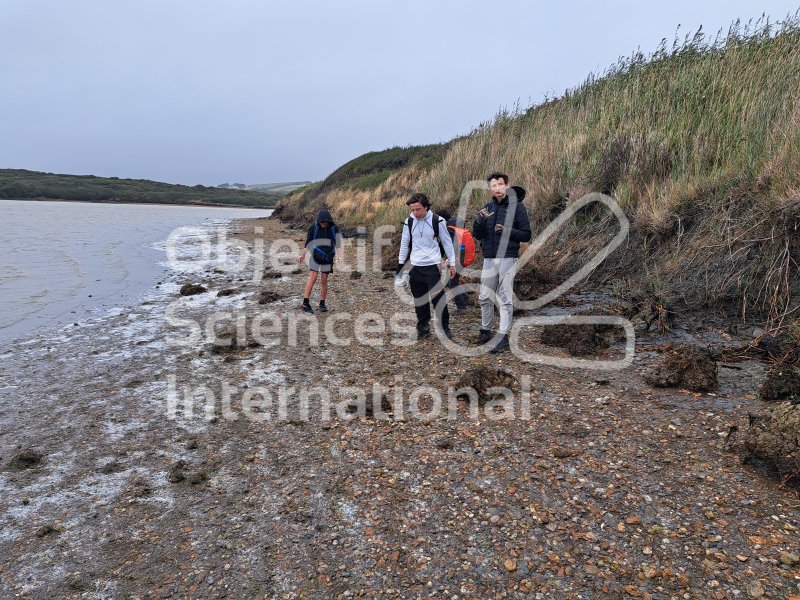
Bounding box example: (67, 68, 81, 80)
(187, 468, 209, 485)
(503, 559, 517, 572)
(779, 552, 799, 566)
(489, 515, 501, 525)
(167, 461, 186, 483)
(641, 565, 657, 579)
(625, 516, 640, 525)
(35, 523, 62, 538)
(433, 437, 453, 450)
(552, 447, 572, 458)
(746, 581, 765, 599)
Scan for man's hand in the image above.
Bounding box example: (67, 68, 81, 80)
(449, 265, 456, 279)
(477, 208, 494, 221)
(298, 251, 306, 263)
(494, 223, 504, 233)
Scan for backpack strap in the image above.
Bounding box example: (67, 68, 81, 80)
(406, 212, 444, 258)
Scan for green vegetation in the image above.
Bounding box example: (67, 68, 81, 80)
(0, 169, 281, 208)
(278, 13, 800, 325)
(323, 143, 451, 189)
(273, 142, 453, 222)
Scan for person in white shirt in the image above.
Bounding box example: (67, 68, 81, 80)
(397, 193, 457, 340)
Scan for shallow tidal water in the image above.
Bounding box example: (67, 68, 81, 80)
(0, 199, 270, 343)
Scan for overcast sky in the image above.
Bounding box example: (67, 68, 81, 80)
(1, 1, 797, 186)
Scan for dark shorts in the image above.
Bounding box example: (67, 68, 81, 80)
(310, 262, 333, 274)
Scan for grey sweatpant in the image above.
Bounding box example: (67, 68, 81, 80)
(479, 257, 518, 334)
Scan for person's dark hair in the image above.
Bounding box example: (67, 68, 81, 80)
(486, 172, 509, 184)
(406, 192, 430, 208)
(436, 208, 451, 220)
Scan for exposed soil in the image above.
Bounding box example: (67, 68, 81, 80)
(643, 345, 719, 393)
(0, 217, 798, 599)
(760, 366, 800, 403)
(743, 403, 800, 484)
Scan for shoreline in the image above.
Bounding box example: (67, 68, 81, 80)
(0, 197, 273, 209)
(0, 216, 798, 598)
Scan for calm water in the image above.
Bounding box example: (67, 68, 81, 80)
(0, 200, 270, 343)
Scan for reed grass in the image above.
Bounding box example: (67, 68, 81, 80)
(278, 13, 800, 326)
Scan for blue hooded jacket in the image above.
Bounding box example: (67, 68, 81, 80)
(305, 209, 338, 264)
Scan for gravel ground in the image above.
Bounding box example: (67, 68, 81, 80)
(0, 217, 798, 599)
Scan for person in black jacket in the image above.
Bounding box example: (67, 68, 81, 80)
(298, 209, 338, 313)
(472, 172, 532, 352)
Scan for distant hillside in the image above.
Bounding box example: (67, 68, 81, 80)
(0, 169, 282, 208)
(272, 142, 453, 223)
(247, 181, 312, 193)
(276, 15, 800, 326)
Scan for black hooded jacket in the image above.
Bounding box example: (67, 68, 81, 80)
(305, 209, 338, 264)
(471, 186, 532, 259)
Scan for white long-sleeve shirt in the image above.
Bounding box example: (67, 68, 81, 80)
(398, 211, 455, 267)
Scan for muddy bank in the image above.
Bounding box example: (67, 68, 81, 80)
(0, 217, 798, 599)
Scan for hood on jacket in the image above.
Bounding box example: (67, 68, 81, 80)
(316, 209, 334, 225)
(498, 186, 526, 203)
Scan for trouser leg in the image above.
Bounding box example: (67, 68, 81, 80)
(496, 258, 518, 334)
(479, 259, 500, 329)
(449, 272, 468, 309)
(409, 266, 431, 331)
(432, 286, 450, 330)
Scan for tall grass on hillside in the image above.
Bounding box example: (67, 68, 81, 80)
(278, 14, 799, 328)
(423, 14, 800, 326)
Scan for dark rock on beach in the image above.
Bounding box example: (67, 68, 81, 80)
(8, 450, 44, 471)
(179, 283, 207, 296)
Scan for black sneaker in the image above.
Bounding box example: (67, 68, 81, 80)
(441, 327, 453, 340)
(478, 328, 492, 344)
(318, 301, 329, 313)
(489, 334, 510, 353)
(416, 326, 431, 340)
(302, 303, 314, 314)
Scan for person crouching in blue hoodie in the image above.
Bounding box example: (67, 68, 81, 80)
(298, 209, 338, 313)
